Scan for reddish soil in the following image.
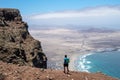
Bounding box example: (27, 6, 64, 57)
(0, 61, 117, 80)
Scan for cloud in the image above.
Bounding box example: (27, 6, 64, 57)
(25, 6, 120, 29)
(30, 28, 77, 36)
(30, 6, 120, 19)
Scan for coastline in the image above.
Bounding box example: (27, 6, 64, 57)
(69, 51, 93, 71)
(69, 49, 120, 70)
(71, 50, 120, 79)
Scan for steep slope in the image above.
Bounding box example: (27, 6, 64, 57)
(0, 61, 117, 80)
(0, 8, 46, 68)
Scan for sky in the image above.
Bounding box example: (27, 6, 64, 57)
(1, 0, 120, 29)
(0, 0, 120, 15)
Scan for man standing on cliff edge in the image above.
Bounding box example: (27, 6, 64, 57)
(63, 55, 70, 74)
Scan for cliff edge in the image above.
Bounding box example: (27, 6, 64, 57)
(0, 61, 117, 80)
(0, 8, 46, 68)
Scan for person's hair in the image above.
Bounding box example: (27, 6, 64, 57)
(65, 55, 67, 58)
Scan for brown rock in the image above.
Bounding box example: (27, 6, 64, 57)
(0, 8, 22, 21)
(0, 8, 46, 68)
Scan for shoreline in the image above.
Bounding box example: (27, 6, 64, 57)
(70, 50, 120, 79)
(69, 51, 93, 71)
(69, 49, 120, 71)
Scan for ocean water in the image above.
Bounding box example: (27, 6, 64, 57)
(76, 51, 120, 79)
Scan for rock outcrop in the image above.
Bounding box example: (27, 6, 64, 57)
(0, 8, 46, 68)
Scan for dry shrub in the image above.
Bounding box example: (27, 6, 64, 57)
(0, 73, 5, 80)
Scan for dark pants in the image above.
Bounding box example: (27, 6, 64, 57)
(64, 64, 69, 73)
(43, 61, 47, 69)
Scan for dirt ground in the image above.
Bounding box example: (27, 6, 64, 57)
(0, 61, 117, 80)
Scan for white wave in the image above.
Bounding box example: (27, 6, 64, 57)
(76, 53, 94, 72)
(86, 61, 91, 64)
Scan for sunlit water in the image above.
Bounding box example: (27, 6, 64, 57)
(76, 51, 120, 79)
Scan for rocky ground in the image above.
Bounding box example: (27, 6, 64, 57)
(0, 61, 117, 80)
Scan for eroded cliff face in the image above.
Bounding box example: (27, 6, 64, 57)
(0, 8, 46, 68)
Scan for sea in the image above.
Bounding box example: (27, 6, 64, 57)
(75, 51, 120, 79)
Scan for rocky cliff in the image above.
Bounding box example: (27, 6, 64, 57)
(0, 8, 46, 68)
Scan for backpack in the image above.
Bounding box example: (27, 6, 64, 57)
(64, 58, 69, 64)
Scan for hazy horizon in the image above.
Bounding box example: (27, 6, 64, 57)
(25, 5, 120, 29)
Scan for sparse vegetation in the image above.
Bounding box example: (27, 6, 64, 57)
(0, 73, 5, 80)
